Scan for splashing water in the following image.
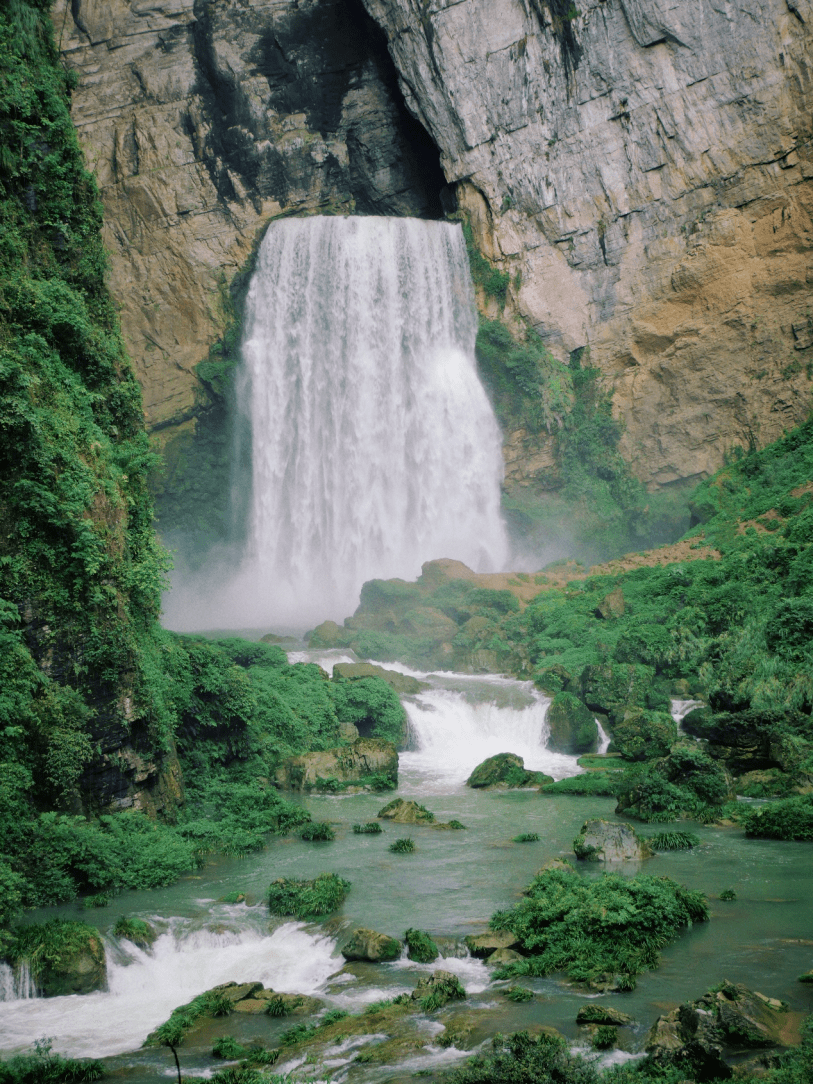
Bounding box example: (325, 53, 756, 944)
(232, 215, 508, 626)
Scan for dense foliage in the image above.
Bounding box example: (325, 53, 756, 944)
(489, 865, 709, 989)
(266, 873, 351, 918)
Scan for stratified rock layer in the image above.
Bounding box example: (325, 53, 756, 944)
(361, 0, 813, 486)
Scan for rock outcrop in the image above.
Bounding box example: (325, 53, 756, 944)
(573, 818, 654, 861)
(274, 737, 398, 791)
(341, 927, 402, 962)
(361, 0, 813, 487)
(54, 0, 443, 442)
(467, 752, 552, 788)
(546, 692, 598, 754)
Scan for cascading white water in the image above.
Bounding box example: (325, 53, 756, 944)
(0, 918, 338, 1059)
(234, 215, 508, 625)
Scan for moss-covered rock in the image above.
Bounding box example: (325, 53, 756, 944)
(267, 873, 350, 919)
(576, 1004, 634, 1025)
(612, 709, 676, 761)
(378, 798, 435, 823)
(580, 663, 652, 726)
(546, 693, 598, 755)
(534, 664, 574, 694)
(405, 927, 439, 963)
(615, 744, 734, 821)
(411, 970, 466, 1010)
(573, 819, 654, 862)
(114, 917, 158, 951)
(332, 662, 425, 696)
(341, 928, 401, 963)
(7, 919, 107, 997)
(274, 738, 398, 792)
(467, 753, 552, 789)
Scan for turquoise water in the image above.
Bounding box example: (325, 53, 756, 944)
(1, 664, 811, 1081)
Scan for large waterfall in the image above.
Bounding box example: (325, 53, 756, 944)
(232, 215, 508, 626)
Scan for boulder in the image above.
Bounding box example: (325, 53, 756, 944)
(467, 753, 552, 789)
(613, 709, 677, 761)
(646, 982, 802, 1076)
(341, 928, 402, 963)
(682, 708, 808, 775)
(595, 588, 625, 619)
(573, 819, 654, 862)
(410, 970, 466, 1007)
(486, 948, 525, 967)
(274, 738, 397, 791)
(546, 693, 598, 755)
(534, 664, 573, 694)
(378, 798, 435, 824)
(114, 917, 158, 951)
(309, 620, 347, 648)
(580, 663, 652, 726)
(10, 921, 107, 997)
(464, 930, 522, 958)
(333, 661, 425, 695)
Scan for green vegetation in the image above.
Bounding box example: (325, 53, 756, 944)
(503, 985, 534, 1002)
(719, 888, 737, 901)
(353, 821, 383, 834)
(489, 865, 709, 989)
(266, 873, 351, 918)
(419, 973, 466, 1012)
(615, 747, 732, 822)
(279, 1009, 349, 1047)
(0, 1041, 103, 1084)
(513, 832, 541, 842)
(212, 1037, 251, 1060)
(404, 927, 439, 963)
(646, 830, 700, 851)
(447, 1030, 597, 1084)
(461, 222, 510, 305)
(447, 819, 468, 829)
(301, 821, 335, 842)
(146, 987, 235, 1048)
(741, 794, 813, 840)
(541, 773, 621, 797)
(389, 837, 416, 853)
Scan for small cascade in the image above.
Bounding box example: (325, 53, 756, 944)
(0, 917, 338, 1059)
(671, 698, 705, 736)
(234, 215, 508, 626)
(596, 719, 611, 754)
(0, 961, 36, 1002)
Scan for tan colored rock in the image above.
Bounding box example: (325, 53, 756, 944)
(341, 928, 402, 963)
(486, 947, 525, 967)
(573, 819, 654, 862)
(464, 930, 521, 958)
(377, 798, 435, 824)
(274, 738, 397, 791)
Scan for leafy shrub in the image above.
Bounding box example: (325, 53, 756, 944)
(405, 927, 439, 963)
(503, 986, 534, 1002)
(0, 1042, 104, 1084)
(592, 1025, 617, 1050)
(719, 889, 737, 901)
(300, 821, 335, 842)
(447, 1030, 597, 1084)
(540, 774, 622, 797)
(741, 795, 813, 840)
(212, 1037, 250, 1059)
(267, 873, 351, 918)
(389, 837, 416, 853)
(447, 819, 468, 830)
(513, 833, 541, 842)
(489, 866, 709, 989)
(419, 974, 466, 1012)
(353, 822, 383, 834)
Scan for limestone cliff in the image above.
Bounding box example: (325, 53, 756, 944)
(361, 0, 813, 487)
(54, 0, 444, 441)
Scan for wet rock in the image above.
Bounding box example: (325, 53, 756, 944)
(646, 981, 802, 1077)
(233, 999, 268, 1014)
(464, 930, 521, 958)
(595, 588, 625, 620)
(573, 819, 654, 862)
(275, 737, 398, 791)
(309, 621, 347, 648)
(546, 693, 598, 755)
(486, 947, 524, 967)
(10, 922, 107, 997)
(378, 798, 435, 824)
(333, 662, 425, 695)
(576, 1005, 634, 1026)
(682, 709, 809, 775)
(534, 664, 574, 695)
(411, 970, 466, 1008)
(114, 917, 158, 951)
(467, 752, 552, 789)
(581, 663, 652, 727)
(212, 981, 265, 1003)
(341, 927, 402, 963)
(613, 708, 677, 761)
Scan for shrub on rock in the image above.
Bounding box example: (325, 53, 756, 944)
(7, 919, 106, 996)
(405, 927, 439, 963)
(546, 693, 598, 755)
(612, 709, 676, 761)
(267, 873, 350, 918)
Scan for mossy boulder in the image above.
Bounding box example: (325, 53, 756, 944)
(405, 928, 439, 963)
(267, 873, 350, 919)
(615, 744, 734, 821)
(534, 663, 574, 694)
(274, 738, 398, 792)
(332, 662, 425, 696)
(683, 708, 808, 774)
(309, 620, 349, 648)
(581, 662, 652, 726)
(463, 929, 521, 958)
(573, 819, 654, 862)
(546, 693, 598, 755)
(378, 798, 435, 824)
(595, 588, 625, 619)
(8, 919, 107, 997)
(411, 970, 466, 1009)
(114, 917, 158, 951)
(612, 709, 676, 761)
(646, 982, 801, 1074)
(467, 753, 552, 789)
(341, 928, 401, 963)
(576, 1004, 634, 1026)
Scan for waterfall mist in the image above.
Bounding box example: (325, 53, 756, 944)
(163, 216, 508, 630)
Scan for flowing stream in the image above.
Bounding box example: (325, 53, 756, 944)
(2, 659, 812, 1080)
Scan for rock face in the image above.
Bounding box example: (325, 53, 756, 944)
(332, 661, 425, 695)
(361, 0, 813, 488)
(55, 0, 443, 443)
(573, 818, 654, 862)
(274, 737, 397, 790)
(546, 692, 598, 754)
(377, 797, 435, 823)
(646, 981, 803, 1077)
(341, 927, 402, 962)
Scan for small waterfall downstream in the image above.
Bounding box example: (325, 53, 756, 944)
(235, 215, 508, 625)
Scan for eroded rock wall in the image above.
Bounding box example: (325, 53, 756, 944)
(54, 0, 444, 437)
(361, 0, 813, 487)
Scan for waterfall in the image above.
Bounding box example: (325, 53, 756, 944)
(234, 215, 508, 626)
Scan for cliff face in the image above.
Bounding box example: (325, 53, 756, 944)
(361, 0, 813, 488)
(55, 0, 444, 439)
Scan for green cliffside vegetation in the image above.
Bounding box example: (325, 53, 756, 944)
(0, 0, 402, 946)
